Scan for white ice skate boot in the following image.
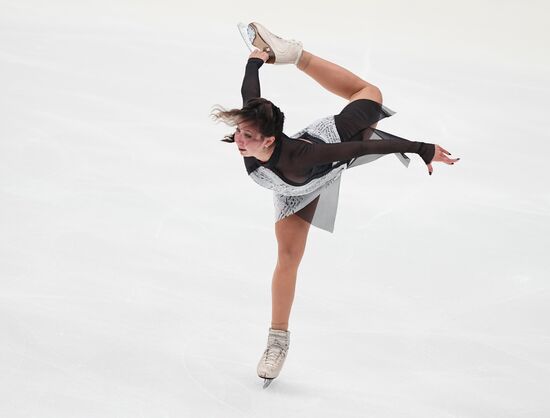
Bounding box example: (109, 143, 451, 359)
(237, 22, 303, 65)
(257, 328, 290, 388)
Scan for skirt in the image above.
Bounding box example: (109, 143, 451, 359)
(273, 99, 410, 233)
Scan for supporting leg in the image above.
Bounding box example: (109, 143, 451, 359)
(271, 213, 311, 331)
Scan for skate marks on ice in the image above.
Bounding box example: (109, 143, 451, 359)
(298, 328, 550, 415)
(180, 330, 256, 415)
(181, 330, 284, 394)
(179, 328, 313, 412)
(181, 328, 319, 406)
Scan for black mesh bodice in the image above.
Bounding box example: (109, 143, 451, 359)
(234, 58, 435, 187)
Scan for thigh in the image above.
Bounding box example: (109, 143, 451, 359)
(275, 212, 312, 265)
(333, 98, 386, 141)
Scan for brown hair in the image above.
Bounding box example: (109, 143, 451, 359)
(211, 98, 285, 143)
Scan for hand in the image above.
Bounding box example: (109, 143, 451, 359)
(427, 144, 460, 175)
(249, 49, 269, 63)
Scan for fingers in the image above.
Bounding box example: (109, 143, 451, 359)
(249, 49, 269, 62)
(435, 144, 451, 157)
(440, 145, 451, 155)
(441, 156, 459, 164)
(434, 145, 460, 165)
(427, 144, 461, 175)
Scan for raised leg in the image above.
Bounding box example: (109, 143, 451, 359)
(243, 23, 381, 105)
(297, 51, 383, 105)
(271, 213, 311, 331)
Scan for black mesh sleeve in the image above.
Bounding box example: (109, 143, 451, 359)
(294, 132, 436, 167)
(241, 58, 265, 106)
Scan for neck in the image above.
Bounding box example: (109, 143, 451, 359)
(255, 144, 275, 163)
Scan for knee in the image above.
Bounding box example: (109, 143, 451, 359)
(370, 85, 383, 104)
(277, 247, 304, 270)
(351, 84, 383, 105)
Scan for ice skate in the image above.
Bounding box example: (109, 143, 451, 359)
(257, 328, 290, 388)
(237, 22, 303, 65)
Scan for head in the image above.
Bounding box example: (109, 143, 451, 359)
(211, 98, 285, 159)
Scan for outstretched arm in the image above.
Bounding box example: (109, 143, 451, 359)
(297, 132, 434, 164)
(294, 130, 458, 174)
(241, 51, 269, 106)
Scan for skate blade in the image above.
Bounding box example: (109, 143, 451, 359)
(237, 22, 254, 51)
(262, 378, 274, 389)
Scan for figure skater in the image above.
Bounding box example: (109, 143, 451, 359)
(211, 22, 460, 388)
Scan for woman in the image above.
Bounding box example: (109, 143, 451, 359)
(212, 22, 459, 387)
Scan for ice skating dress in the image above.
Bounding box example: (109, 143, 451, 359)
(223, 58, 435, 233)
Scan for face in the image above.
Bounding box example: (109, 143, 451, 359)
(234, 120, 272, 158)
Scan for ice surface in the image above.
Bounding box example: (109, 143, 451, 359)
(1, 1, 549, 417)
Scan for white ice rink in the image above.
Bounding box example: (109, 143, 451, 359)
(1, 1, 549, 417)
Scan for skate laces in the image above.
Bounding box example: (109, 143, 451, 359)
(263, 339, 287, 366)
(274, 32, 300, 46)
(268, 29, 301, 48)
(277, 37, 301, 48)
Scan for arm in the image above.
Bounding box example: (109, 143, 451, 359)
(295, 134, 436, 166)
(241, 57, 265, 106)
